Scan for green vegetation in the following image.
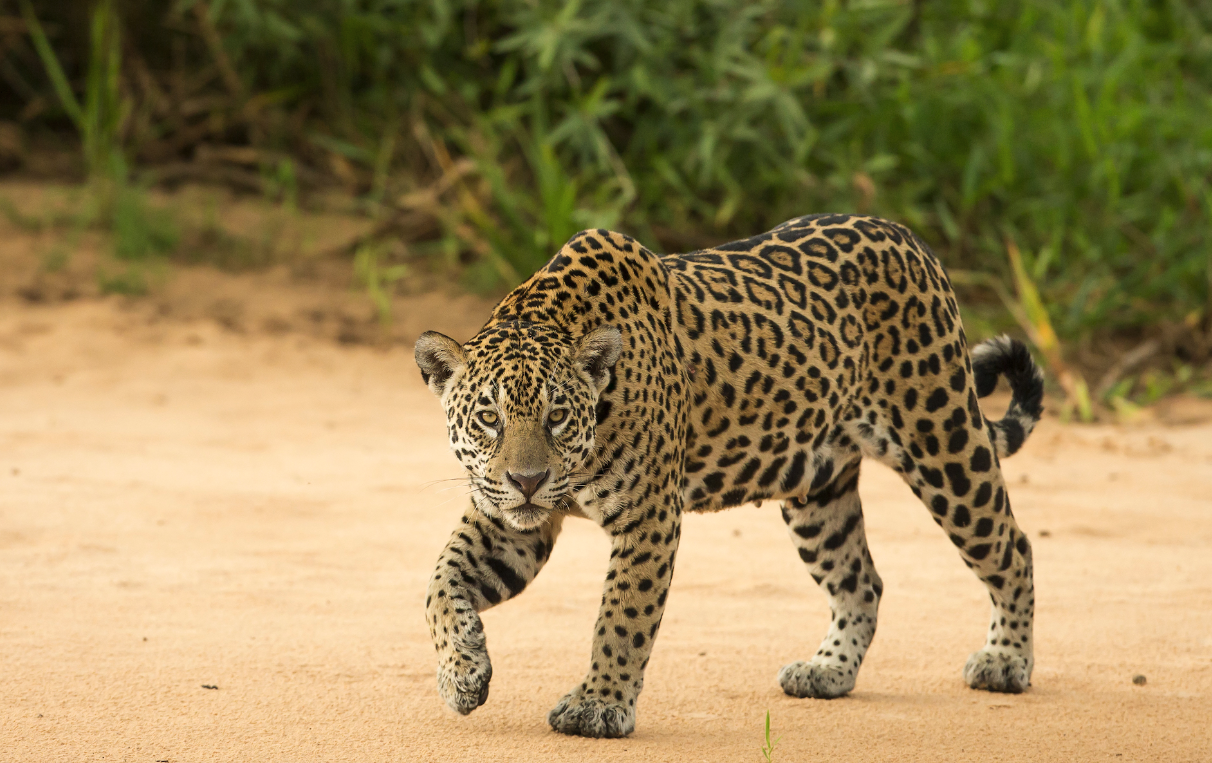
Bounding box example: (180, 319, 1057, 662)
(353, 240, 409, 326)
(760, 709, 782, 762)
(20, 0, 177, 293)
(3, 0, 1211, 403)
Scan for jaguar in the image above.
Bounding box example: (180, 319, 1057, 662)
(415, 213, 1044, 738)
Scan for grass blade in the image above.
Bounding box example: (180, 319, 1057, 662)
(19, 0, 83, 127)
(1006, 236, 1093, 422)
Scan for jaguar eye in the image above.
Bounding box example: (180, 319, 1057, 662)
(547, 409, 568, 427)
(477, 411, 499, 427)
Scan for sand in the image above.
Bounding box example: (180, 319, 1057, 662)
(2, 298, 1211, 762)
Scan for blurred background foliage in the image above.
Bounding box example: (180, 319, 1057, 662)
(1, 0, 1211, 350)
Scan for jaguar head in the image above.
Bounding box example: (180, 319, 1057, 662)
(414, 322, 621, 530)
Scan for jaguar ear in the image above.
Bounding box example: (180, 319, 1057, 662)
(414, 331, 467, 398)
(573, 325, 622, 395)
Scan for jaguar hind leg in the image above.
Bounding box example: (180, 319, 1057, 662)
(915, 459, 1033, 693)
(860, 397, 1035, 694)
(778, 459, 883, 699)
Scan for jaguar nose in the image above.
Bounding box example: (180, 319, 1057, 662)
(506, 469, 550, 500)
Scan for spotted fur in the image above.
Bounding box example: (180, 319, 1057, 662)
(416, 213, 1045, 738)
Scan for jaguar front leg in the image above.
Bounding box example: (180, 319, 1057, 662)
(547, 495, 682, 739)
(427, 504, 563, 715)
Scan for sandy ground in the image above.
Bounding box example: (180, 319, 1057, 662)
(2, 298, 1211, 763)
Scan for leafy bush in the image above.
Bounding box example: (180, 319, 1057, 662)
(6, 0, 1212, 338)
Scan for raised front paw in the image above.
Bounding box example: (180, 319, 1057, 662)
(547, 688, 635, 738)
(436, 647, 492, 715)
(963, 648, 1031, 694)
(777, 660, 856, 699)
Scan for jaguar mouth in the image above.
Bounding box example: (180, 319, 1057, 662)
(503, 502, 551, 528)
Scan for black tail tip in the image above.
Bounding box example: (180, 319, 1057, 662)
(971, 335, 1045, 419)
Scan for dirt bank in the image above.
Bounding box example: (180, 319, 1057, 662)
(1, 299, 1210, 762)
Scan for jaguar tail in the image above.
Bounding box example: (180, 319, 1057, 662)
(971, 335, 1045, 458)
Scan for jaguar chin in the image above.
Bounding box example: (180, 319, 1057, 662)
(501, 502, 554, 531)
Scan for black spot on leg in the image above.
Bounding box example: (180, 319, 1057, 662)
(478, 584, 501, 606)
(795, 524, 822, 539)
(824, 514, 861, 550)
(973, 481, 992, 507)
(925, 388, 948, 412)
(485, 558, 527, 598)
(950, 368, 966, 392)
(943, 463, 971, 496)
(920, 467, 944, 488)
(968, 544, 993, 560)
(931, 495, 949, 516)
(970, 446, 992, 472)
(947, 429, 969, 454)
